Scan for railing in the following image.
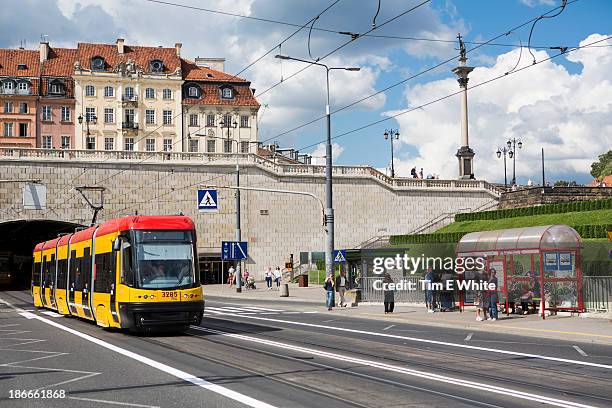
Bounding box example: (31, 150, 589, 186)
(359, 275, 612, 312)
(0, 148, 502, 194)
(121, 94, 138, 102)
(583, 276, 612, 312)
(122, 122, 139, 130)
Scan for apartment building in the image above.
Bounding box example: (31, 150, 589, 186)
(0, 48, 40, 147)
(181, 58, 259, 153)
(73, 39, 183, 151)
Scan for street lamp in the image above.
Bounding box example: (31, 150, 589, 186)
(78, 114, 97, 150)
(274, 54, 360, 279)
(507, 138, 522, 185)
(383, 129, 400, 178)
(496, 146, 512, 189)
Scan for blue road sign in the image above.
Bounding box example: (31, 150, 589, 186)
(333, 249, 346, 263)
(222, 241, 248, 260)
(198, 189, 218, 213)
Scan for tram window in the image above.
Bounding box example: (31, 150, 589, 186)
(82, 247, 91, 290)
(32, 261, 40, 286)
(70, 250, 82, 290)
(95, 252, 112, 293)
(57, 259, 67, 289)
(48, 254, 56, 286)
(121, 242, 134, 286)
(42, 256, 49, 286)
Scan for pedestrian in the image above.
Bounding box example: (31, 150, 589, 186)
(243, 268, 250, 290)
(480, 270, 490, 321)
(410, 167, 417, 178)
(383, 273, 395, 314)
(419, 168, 424, 179)
(335, 270, 348, 307)
(323, 273, 335, 311)
(274, 266, 282, 288)
(264, 267, 273, 290)
(474, 270, 485, 321)
(424, 267, 435, 313)
(228, 264, 235, 287)
(488, 268, 499, 321)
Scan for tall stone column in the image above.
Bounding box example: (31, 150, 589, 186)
(452, 34, 475, 180)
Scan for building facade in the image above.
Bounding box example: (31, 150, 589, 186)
(181, 58, 259, 153)
(0, 39, 258, 152)
(72, 39, 184, 151)
(0, 49, 40, 148)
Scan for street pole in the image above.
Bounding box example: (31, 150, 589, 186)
(235, 161, 241, 293)
(541, 147, 545, 186)
(390, 136, 395, 179)
(503, 152, 507, 189)
(324, 68, 334, 281)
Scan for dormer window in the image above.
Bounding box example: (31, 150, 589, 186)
(188, 86, 199, 98)
(2, 81, 14, 93)
(49, 80, 63, 95)
(18, 82, 29, 93)
(17, 64, 27, 70)
(220, 86, 234, 99)
(150, 59, 164, 73)
(91, 56, 105, 71)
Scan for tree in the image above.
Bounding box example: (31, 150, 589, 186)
(590, 150, 612, 179)
(554, 180, 579, 187)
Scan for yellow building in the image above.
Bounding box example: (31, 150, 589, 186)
(73, 39, 184, 151)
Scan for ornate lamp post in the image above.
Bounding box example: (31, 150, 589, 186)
(78, 114, 97, 150)
(496, 146, 513, 189)
(507, 138, 522, 185)
(383, 129, 400, 178)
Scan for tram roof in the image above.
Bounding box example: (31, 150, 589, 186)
(456, 225, 582, 256)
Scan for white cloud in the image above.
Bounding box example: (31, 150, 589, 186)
(310, 143, 344, 165)
(518, 0, 556, 7)
(385, 33, 612, 184)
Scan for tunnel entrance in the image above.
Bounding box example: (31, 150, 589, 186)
(0, 219, 84, 289)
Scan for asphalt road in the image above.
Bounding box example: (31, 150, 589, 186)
(1, 290, 611, 408)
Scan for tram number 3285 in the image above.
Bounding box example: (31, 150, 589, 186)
(162, 291, 178, 298)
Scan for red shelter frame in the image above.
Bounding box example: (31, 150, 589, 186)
(456, 225, 584, 318)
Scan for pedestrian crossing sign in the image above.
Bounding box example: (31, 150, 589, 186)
(198, 189, 218, 213)
(333, 249, 346, 263)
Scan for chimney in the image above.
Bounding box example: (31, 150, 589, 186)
(116, 38, 125, 54)
(175, 42, 182, 57)
(194, 57, 225, 72)
(39, 41, 49, 62)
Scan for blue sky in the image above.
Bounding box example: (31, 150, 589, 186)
(1, 0, 610, 183)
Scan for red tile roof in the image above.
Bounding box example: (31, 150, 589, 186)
(43, 47, 77, 77)
(183, 83, 259, 107)
(76, 43, 181, 74)
(0, 49, 40, 77)
(181, 59, 247, 82)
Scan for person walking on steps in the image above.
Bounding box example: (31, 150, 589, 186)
(324, 274, 335, 311)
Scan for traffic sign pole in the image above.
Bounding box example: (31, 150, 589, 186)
(235, 163, 242, 293)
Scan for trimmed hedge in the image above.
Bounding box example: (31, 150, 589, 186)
(455, 198, 612, 222)
(390, 224, 612, 245)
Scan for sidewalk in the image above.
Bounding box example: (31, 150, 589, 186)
(203, 284, 612, 345)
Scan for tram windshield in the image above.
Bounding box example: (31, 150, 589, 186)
(133, 230, 196, 290)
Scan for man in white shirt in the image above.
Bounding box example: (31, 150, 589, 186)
(228, 265, 235, 287)
(335, 270, 348, 307)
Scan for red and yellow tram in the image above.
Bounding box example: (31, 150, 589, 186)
(32, 216, 204, 331)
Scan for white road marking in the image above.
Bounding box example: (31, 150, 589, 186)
(41, 310, 63, 317)
(0, 297, 277, 408)
(382, 325, 395, 331)
(193, 326, 597, 408)
(465, 333, 473, 341)
(322, 319, 336, 323)
(0, 323, 20, 327)
(18, 311, 37, 319)
(237, 306, 284, 312)
(573, 345, 588, 357)
(68, 396, 160, 408)
(206, 313, 612, 370)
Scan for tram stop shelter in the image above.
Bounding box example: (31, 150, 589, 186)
(456, 225, 584, 318)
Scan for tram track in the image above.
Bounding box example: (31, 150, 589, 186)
(195, 316, 612, 405)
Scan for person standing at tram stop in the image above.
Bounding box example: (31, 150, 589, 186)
(383, 273, 395, 314)
(424, 267, 435, 313)
(488, 268, 499, 321)
(324, 273, 335, 311)
(335, 270, 348, 307)
(264, 267, 273, 290)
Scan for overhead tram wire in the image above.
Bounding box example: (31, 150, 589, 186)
(296, 35, 612, 153)
(49, 1, 342, 219)
(254, 0, 433, 98)
(258, 0, 581, 145)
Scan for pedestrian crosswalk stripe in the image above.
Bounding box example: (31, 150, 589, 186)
(236, 306, 283, 312)
(204, 306, 317, 316)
